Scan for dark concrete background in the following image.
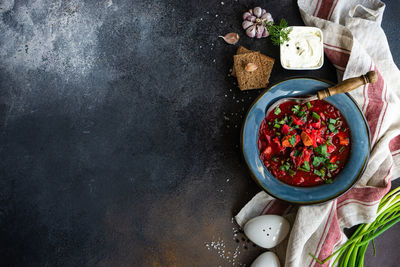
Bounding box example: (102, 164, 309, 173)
(0, 0, 398, 266)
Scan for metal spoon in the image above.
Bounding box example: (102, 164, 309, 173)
(266, 71, 378, 115)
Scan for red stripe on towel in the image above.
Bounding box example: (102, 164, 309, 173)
(309, 202, 336, 267)
(365, 67, 385, 145)
(389, 135, 400, 153)
(314, 209, 341, 267)
(324, 43, 351, 53)
(323, 48, 350, 69)
(327, 0, 339, 21)
(265, 200, 291, 216)
(337, 167, 392, 207)
(316, 0, 335, 20)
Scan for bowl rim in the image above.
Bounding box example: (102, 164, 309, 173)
(241, 76, 371, 205)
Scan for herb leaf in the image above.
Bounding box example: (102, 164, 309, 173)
(313, 156, 326, 167)
(265, 19, 292, 46)
(315, 144, 329, 158)
(274, 107, 281, 115)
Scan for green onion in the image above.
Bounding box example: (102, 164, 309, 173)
(274, 124, 281, 129)
(339, 146, 345, 152)
(309, 186, 400, 266)
(306, 102, 312, 108)
(288, 169, 295, 176)
(291, 105, 300, 113)
(329, 118, 337, 124)
(328, 124, 336, 132)
(303, 161, 310, 171)
(312, 112, 320, 120)
(289, 135, 297, 146)
(274, 107, 281, 115)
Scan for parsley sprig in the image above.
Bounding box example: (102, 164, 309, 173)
(265, 19, 292, 46)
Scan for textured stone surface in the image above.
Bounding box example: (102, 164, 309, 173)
(0, 0, 398, 266)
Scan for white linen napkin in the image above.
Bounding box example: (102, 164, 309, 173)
(235, 1, 400, 266)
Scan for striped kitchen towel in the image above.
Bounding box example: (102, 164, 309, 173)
(235, 0, 400, 266)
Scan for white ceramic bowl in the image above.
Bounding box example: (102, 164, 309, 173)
(280, 26, 324, 70)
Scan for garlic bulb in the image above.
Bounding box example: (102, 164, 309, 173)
(242, 7, 273, 39)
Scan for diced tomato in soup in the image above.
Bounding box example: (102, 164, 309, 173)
(258, 100, 351, 187)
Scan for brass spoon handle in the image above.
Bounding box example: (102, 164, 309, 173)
(317, 71, 378, 100)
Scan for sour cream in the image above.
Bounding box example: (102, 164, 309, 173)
(280, 26, 323, 70)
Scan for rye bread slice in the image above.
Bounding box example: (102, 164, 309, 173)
(234, 52, 268, 91)
(231, 47, 275, 85)
(231, 46, 251, 77)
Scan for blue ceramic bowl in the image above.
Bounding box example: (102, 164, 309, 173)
(241, 77, 370, 205)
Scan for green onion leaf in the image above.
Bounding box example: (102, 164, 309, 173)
(328, 124, 336, 132)
(312, 112, 320, 120)
(274, 123, 281, 129)
(339, 146, 345, 152)
(306, 102, 312, 108)
(313, 156, 326, 167)
(274, 107, 281, 115)
(315, 144, 329, 157)
(289, 135, 297, 146)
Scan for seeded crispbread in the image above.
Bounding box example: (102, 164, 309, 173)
(231, 46, 275, 86)
(234, 51, 268, 91)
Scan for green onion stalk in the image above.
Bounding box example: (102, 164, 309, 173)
(309, 186, 400, 266)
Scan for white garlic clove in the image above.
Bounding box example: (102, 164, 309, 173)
(219, 32, 240, 45)
(245, 63, 258, 72)
(243, 12, 252, 21)
(242, 20, 254, 30)
(262, 9, 267, 15)
(247, 15, 256, 22)
(256, 25, 264, 39)
(246, 25, 256, 38)
(262, 27, 269, 37)
(261, 12, 274, 23)
(253, 7, 262, 18)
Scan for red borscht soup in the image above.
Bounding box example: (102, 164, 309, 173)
(258, 100, 351, 187)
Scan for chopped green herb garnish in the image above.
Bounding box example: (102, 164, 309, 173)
(297, 111, 305, 117)
(314, 169, 323, 177)
(328, 124, 336, 132)
(327, 163, 338, 171)
(265, 19, 292, 46)
(294, 125, 300, 129)
(325, 179, 333, 184)
(280, 162, 290, 171)
(329, 118, 337, 124)
(289, 135, 297, 146)
(274, 107, 281, 115)
(327, 172, 332, 178)
(291, 105, 300, 113)
(288, 169, 295, 176)
(303, 161, 310, 171)
(313, 156, 326, 167)
(306, 102, 312, 108)
(339, 146, 345, 152)
(276, 132, 281, 136)
(274, 123, 281, 129)
(268, 121, 272, 125)
(293, 150, 300, 157)
(326, 139, 333, 146)
(315, 144, 329, 158)
(312, 112, 320, 120)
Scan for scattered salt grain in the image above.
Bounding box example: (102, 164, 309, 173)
(221, 2, 224, 5)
